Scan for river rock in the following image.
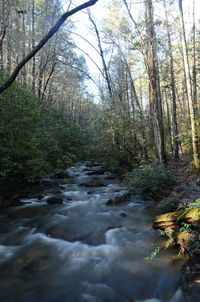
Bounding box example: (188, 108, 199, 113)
(35, 194, 44, 200)
(0, 195, 5, 208)
(80, 179, 104, 187)
(120, 212, 127, 218)
(46, 197, 63, 204)
(112, 187, 128, 192)
(87, 191, 93, 194)
(106, 225, 122, 231)
(86, 162, 102, 167)
(11, 192, 30, 202)
(86, 169, 105, 175)
(106, 192, 130, 206)
(53, 171, 69, 179)
(105, 175, 116, 180)
(153, 208, 200, 229)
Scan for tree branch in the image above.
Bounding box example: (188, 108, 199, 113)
(0, 0, 99, 93)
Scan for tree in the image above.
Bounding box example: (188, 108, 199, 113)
(178, 0, 200, 170)
(163, 0, 179, 159)
(145, 0, 167, 163)
(0, 0, 99, 93)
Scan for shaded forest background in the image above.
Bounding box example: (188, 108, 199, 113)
(0, 0, 200, 192)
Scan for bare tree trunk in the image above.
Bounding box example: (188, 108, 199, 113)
(192, 0, 197, 106)
(145, 0, 167, 163)
(178, 0, 199, 170)
(88, 13, 112, 98)
(22, 12, 27, 84)
(32, 0, 36, 92)
(6, 6, 12, 73)
(40, 59, 57, 104)
(164, 0, 179, 159)
(0, 0, 6, 70)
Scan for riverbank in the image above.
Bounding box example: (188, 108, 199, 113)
(154, 159, 200, 302)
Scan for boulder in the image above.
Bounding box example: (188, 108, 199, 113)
(35, 194, 44, 200)
(87, 191, 93, 194)
(105, 175, 116, 180)
(80, 179, 104, 187)
(11, 192, 30, 202)
(46, 197, 63, 204)
(112, 187, 128, 192)
(86, 162, 102, 168)
(86, 169, 105, 175)
(0, 195, 4, 208)
(105, 192, 130, 206)
(153, 208, 200, 230)
(120, 212, 127, 218)
(53, 171, 69, 179)
(153, 207, 200, 253)
(106, 225, 122, 231)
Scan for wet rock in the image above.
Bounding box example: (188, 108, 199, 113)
(51, 189, 63, 195)
(106, 225, 122, 231)
(53, 171, 69, 179)
(11, 192, 30, 203)
(153, 208, 200, 230)
(86, 169, 105, 175)
(112, 187, 128, 192)
(0, 195, 5, 208)
(41, 179, 61, 187)
(120, 212, 127, 218)
(80, 179, 104, 187)
(35, 194, 44, 201)
(105, 192, 130, 206)
(105, 175, 116, 180)
(46, 197, 63, 204)
(11, 200, 29, 207)
(86, 162, 102, 167)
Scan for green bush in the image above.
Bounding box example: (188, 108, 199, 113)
(0, 71, 84, 189)
(124, 164, 175, 199)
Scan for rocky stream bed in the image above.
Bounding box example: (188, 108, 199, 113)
(0, 161, 196, 302)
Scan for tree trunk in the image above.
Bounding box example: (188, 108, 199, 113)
(178, 0, 199, 170)
(145, 0, 167, 163)
(164, 0, 179, 159)
(88, 13, 113, 98)
(32, 0, 36, 92)
(0, 0, 6, 70)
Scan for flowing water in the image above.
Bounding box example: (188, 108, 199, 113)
(0, 162, 185, 302)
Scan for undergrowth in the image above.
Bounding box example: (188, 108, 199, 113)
(124, 164, 175, 199)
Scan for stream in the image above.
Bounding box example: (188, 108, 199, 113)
(0, 162, 185, 302)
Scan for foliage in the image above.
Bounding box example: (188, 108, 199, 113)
(145, 246, 160, 261)
(124, 164, 175, 198)
(86, 103, 153, 171)
(0, 71, 84, 189)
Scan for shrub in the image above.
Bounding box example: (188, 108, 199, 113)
(0, 71, 84, 189)
(124, 164, 175, 199)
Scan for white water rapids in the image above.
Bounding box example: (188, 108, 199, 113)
(0, 162, 185, 302)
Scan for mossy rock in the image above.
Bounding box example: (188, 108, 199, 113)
(154, 208, 200, 223)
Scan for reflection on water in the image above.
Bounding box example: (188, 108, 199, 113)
(0, 162, 185, 302)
